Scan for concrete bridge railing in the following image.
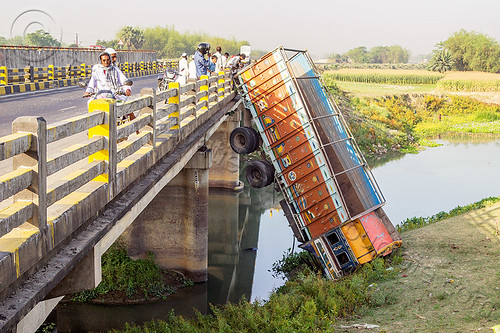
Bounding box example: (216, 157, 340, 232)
(0, 71, 239, 331)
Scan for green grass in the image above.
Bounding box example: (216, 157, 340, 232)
(396, 196, 500, 232)
(326, 72, 443, 85)
(108, 257, 400, 333)
(418, 138, 442, 147)
(340, 200, 500, 332)
(335, 81, 436, 97)
(71, 241, 191, 302)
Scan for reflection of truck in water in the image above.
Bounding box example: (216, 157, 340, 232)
(231, 46, 402, 279)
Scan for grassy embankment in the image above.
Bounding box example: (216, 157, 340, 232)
(323, 69, 500, 157)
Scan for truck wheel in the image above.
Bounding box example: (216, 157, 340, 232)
(246, 160, 275, 188)
(230, 127, 259, 154)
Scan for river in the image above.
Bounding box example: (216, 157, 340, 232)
(54, 137, 500, 332)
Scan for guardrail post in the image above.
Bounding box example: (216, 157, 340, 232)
(140, 87, 157, 149)
(88, 99, 117, 199)
(140, 61, 144, 72)
(124, 62, 129, 73)
(217, 71, 225, 101)
(168, 81, 180, 141)
(48, 65, 54, 81)
(24, 65, 33, 83)
(0, 66, 8, 85)
(199, 75, 209, 115)
(80, 63, 86, 78)
(65, 64, 71, 79)
(12, 116, 47, 230)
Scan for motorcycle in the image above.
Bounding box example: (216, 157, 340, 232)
(157, 68, 180, 91)
(79, 79, 133, 102)
(80, 80, 137, 135)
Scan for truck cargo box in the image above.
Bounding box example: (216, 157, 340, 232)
(235, 46, 402, 278)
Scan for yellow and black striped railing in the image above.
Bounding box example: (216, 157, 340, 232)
(0, 61, 162, 96)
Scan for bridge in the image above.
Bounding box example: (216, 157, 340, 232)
(0, 71, 247, 332)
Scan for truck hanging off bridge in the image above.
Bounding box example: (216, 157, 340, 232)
(231, 46, 402, 279)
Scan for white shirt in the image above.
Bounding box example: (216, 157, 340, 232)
(86, 64, 130, 99)
(213, 51, 222, 73)
(188, 60, 196, 80)
(178, 57, 188, 85)
(179, 58, 188, 77)
(221, 55, 227, 69)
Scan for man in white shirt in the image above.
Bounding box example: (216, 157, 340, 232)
(213, 46, 222, 73)
(221, 52, 229, 70)
(178, 52, 188, 85)
(188, 55, 196, 81)
(84, 52, 131, 101)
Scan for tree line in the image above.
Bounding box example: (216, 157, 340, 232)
(0, 26, 257, 60)
(329, 45, 411, 64)
(429, 30, 500, 73)
(332, 30, 500, 73)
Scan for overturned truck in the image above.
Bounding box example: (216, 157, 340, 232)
(232, 46, 402, 279)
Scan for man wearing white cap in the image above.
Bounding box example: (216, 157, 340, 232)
(104, 47, 131, 95)
(178, 52, 188, 85)
(105, 47, 119, 66)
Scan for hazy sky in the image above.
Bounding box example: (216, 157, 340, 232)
(1, 0, 499, 58)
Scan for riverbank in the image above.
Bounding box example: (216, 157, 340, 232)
(336, 202, 500, 332)
(326, 86, 500, 158)
(104, 198, 499, 333)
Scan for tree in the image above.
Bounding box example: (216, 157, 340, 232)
(141, 25, 250, 59)
(387, 45, 410, 63)
(118, 26, 144, 50)
(25, 30, 60, 47)
(345, 46, 369, 63)
(428, 49, 453, 73)
(440, 30, 500, 73)
(369, 46, 389, 63)
(96, 39, 119, 49)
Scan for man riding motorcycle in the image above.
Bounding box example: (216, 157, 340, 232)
(83, 51, 131, 101)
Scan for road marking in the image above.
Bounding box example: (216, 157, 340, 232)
(59, 106, 76, 112)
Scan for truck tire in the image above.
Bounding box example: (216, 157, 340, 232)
(230, 127, 259, 154)
(246, 160, 275, 188)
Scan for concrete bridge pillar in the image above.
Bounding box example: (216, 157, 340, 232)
(207, 103, 244, 190)
(120, 148, 213, 282)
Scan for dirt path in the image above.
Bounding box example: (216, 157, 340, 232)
(337, 202, 500, 332)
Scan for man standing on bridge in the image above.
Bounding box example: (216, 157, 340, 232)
(194, 42, 211, 79)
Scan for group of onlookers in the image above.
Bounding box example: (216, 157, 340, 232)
(177, 43, 247, 83)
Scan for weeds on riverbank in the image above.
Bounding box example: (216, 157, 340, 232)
(323, 79, 418, 157)
(397, 196, 500, 233)
(71, 241, 192, 303)
(109, 256, 400, 333)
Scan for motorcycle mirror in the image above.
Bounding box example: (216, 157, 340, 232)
(123, 79, 133, 86)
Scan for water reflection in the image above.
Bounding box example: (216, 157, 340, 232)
(371, 138, 500, 225)
(55, 184, 275, 332)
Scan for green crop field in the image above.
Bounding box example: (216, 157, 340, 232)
(324, 69, 500, 96)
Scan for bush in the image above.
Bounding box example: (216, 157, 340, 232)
(72, 241, 185, 302)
